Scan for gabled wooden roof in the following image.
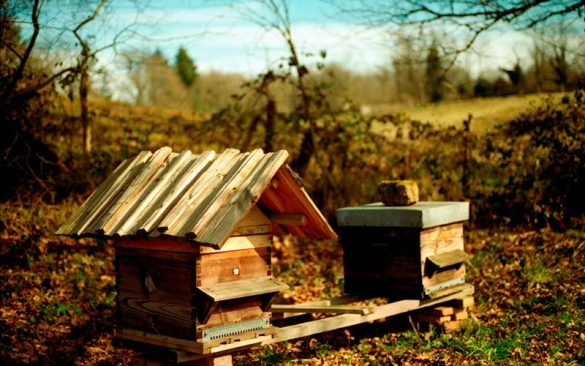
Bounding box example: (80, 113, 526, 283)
(57, 147, 336, 248)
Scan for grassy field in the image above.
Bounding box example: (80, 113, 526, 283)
(373, 92, 567, 132)
(1, 200, 583, 365)
(1, 90, 583, 365)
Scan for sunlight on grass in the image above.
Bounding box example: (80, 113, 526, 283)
(376, 92, 568, 132)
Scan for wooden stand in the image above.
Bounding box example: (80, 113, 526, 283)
(123, 284, 474, 365)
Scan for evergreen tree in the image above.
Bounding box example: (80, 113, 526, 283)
(500, 61, 526, 94)
(174, 47, 197, 87)
(425, 41, 444, 103)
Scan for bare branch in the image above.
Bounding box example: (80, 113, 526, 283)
(3, 0, 41, 97)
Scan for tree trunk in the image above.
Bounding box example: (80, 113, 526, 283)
(292, 130, 314, 178)
(80, 67, 91, 155)
(264, 98, 275, 152)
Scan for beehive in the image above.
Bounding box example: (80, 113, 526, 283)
(336, 202, 470, 299)
(57, 147, 336, 350)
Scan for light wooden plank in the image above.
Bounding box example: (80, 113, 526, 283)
(268, 213, 307, 226)
(197, 276, 288, 302)
(76, 151, 153, 235)
(271, 304, 374, 315)
(427, 250, 471, 268)
(138, 151, 216, 234)
(115, 328, 203, 354)
(114, 150, 192, 236)
(196, 151, 289, 247)
(96, 147, 173, 235)
(159, 148, 241, 235)
(199, 234, 272, 254)
(205, 335, 271, 353)
(271, 295, 363, 320)
(265, 284, 474, 344)
(183, 149, 268, 239)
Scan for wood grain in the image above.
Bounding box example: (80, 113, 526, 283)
(198, 248, 270, 286)
(116, 247, 196, 339)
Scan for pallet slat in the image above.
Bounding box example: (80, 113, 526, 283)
(266, 284, 474, 344)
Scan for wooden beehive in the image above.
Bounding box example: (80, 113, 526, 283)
(56, 147, 336, 351)
(336, 202, 470, 299)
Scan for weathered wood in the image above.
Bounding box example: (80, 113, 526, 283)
(423, 265, 466, 288)
(199, 235, 271, 254)
(415, 314, 452, 324)
(97, 147, 174, 235)
(427, 249, 471, 269)
(425, 283, 471, 299)
(271, 295, 364, 320)
(75, 151, 153, 234)
(138, 151, 217, 234)
(159, 149, 241, 235)
(268, 213, 307, 226)
(118, 237, 198, 253)
(429, 306, 455, 316)
(56, 157, 131, 235)
(197, 276, 287, 302)
(196, 151, 289, 247)
(271, 304, 374, 315)
(116, 247, 196, 339)
(116, 328, 203, 354)
(452, 310, 468, 320)
(186, 150, 268, 239)
(114, 151, 193, 236)
(230, 225, 271, 236)
(420, 224, 464, 262)
(198, 247, 270, 286)
(447, 296, 475, 309)
(266, 284, 474, 344)
(199, 298, 267, 330)
(259, 165, 338, 240)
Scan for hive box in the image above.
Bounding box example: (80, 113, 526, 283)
(337, 202, 470, 299)
(56, 147, 336, 351)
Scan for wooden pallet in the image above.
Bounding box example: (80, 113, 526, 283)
(412, 294, 475, 332)
(124, 284, 474, 365)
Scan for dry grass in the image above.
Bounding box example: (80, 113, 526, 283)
(372, 92, 568, 132)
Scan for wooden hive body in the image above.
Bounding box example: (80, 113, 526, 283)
(56, 148, 337, 352)
(337, 202, 470, 299)
(115, 206, 285, 343)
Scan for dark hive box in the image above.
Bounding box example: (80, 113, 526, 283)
(337, 202, 470, 299)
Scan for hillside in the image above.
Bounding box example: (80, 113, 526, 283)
(373, 92, 568, 132)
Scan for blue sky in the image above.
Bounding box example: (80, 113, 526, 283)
(18, 0, 547, 76)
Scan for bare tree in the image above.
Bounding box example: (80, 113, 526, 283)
(333, 0, 585, 53)
(234, 0, 317, 177)
(1, 0, 139, 155)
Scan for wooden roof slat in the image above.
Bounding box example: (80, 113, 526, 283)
(57, 147, 337, 243)
(136, 151, 216, 234)
(95, 147, 173, 235)
(159, 148, 241, 235)
(196, 151, 289, 247)
(55, 157, 132, 235)
(113, 150, 193, 236)
(74, 150, 154, 235)
(171, 150, 261, 237)
(182, 149, 268, 240)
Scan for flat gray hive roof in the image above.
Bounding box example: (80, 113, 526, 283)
(336, 201, 469, 228)
(57, 147, 336, 247)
